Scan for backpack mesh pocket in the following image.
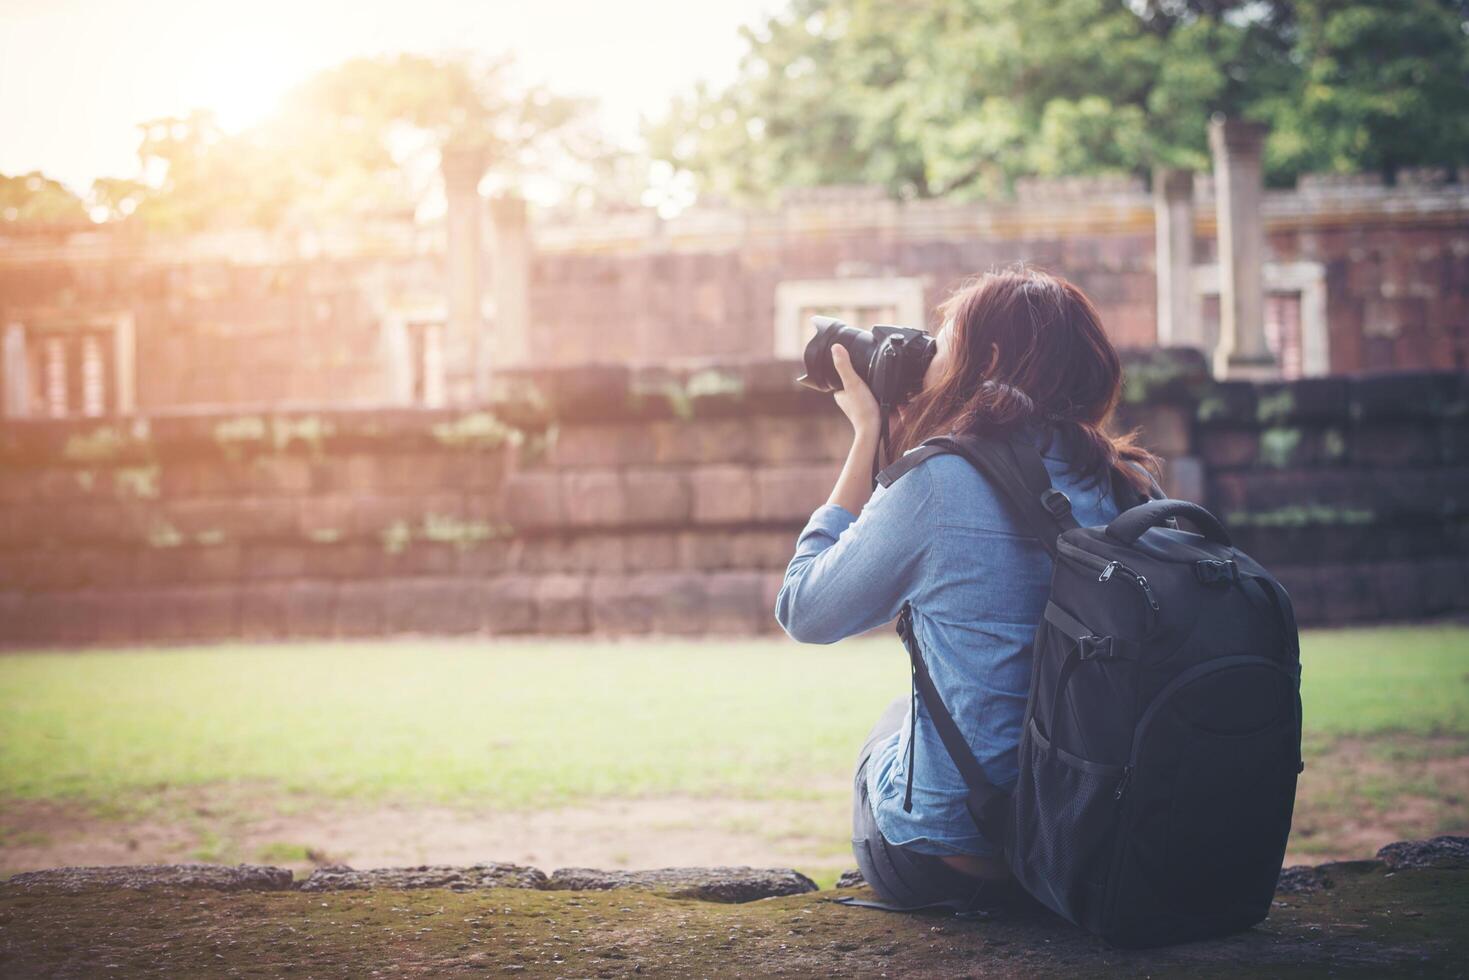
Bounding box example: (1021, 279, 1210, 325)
(1009, 716, 1126, 930)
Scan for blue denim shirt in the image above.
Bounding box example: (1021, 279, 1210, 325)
(774, 423, 1122, 856)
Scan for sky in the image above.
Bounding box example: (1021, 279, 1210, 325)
(0, 0, 783, 195)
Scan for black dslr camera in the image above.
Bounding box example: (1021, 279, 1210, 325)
(796, 316, 937, 485)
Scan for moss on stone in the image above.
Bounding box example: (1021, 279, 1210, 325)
(430, 412, 522, 450)
(146, 521, 185, 549)
(271, 416, 335, 456)
(1226, 504, 1376, 528)
(1258, 427, 1303, 468)
(1256, 388, 1296, 425)
(113, 465, 161, 500)
(63, 425, 131, 464)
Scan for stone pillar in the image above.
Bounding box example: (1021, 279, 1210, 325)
(1153, 168, 1198, 350)
(2, 322, 28, 418)
(1208, 117, 1275, 378)
(441, 146, 489, 404)
(486, 193, 531, 378)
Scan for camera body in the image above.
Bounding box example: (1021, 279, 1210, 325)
(796, 316, 936, 408)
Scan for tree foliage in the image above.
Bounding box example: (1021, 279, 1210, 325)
(646, 0, 1469, 202)
(6, 53, 601, 232)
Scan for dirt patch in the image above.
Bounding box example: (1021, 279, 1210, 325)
(0, 790, 853, 882)
(1290, 734, 1469, 862)
(4, 734, 1464, 884)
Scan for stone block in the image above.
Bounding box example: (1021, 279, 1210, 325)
(1160, 456, 1205, 504)
(754, 465, 837, 522)
(243, 544, 309, 581)
(250, 455, 313, 494)
(1130, 404, 1192, 457)
(1197, 429, 1259, 469)
(705, 571, 766, 634)
(239, 583, 294, 639)
(621, 532, 680, 571)
(588, 575, 657, 635)
(478, 576, 537, 634)
(285, 581, 339, 637)
(649, 418, 753, 465)
(1352, 423, 1444, 467)
(548, 422, 655, 468)
(334, 581, 389, 636)
(690, 465, 756, 524)
(561, 470, 626, 528)
(623, 468, 692, 525)
(534, 574, 590, 634)
(502, 471, 565, 530)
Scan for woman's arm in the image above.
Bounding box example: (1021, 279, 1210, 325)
(825, 344, 880, 515)
(774, 345, 931, 644)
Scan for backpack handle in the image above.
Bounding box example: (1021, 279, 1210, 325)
(1105, 499, 1232, 547)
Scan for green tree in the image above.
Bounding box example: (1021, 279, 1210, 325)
(647, 0, 1468, 200)
(0, 171, 89, 226)
(109, 53, 596, 232)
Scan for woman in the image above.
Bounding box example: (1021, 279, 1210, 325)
(774, 267, 1159, 912)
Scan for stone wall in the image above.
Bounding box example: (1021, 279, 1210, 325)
(3, 175, 1465, 419)
(0, 351, 1464, 646)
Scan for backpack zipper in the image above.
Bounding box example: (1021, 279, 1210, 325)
(1055, 540, 1162, 615)
(1098, 562, 1160, 611)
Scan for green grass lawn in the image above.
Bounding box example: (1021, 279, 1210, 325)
(1, 624, 1466, 812)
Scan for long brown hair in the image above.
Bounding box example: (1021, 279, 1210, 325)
(890, 267, 1160, 496)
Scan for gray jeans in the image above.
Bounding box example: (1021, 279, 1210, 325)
(850, 696, 996, 909)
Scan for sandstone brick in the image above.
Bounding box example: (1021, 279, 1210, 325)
(754, 465, 838, 523)
(649, 418, 752, 465)
(534, 574, 590, 634)
(588, 575, 656, 634)
(621, 532, 680, 571)
(647, 573, 708, 635)
(478, 576, 537, 634)
(334, 580, 389, 636)
(705, 571, 765, 634)
(250, 455, 313, 494)
(561, 470, 626, 528)
(503, 471, 565, 530)
(623, 468, 692, 525)
(239, 583, 292, 639)
(244, 544, 309, 581)
(549, 422, 655, 468)
(690, 466, 756, 524)
(1197, 429, 1259, 469)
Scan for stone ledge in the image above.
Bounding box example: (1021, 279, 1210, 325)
(545, 866, 818, 903)
(1, 862, 293, 895)
(1, 861, 818, 904)
(298, 863, 549, 892)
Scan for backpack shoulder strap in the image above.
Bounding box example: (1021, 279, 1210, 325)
(875, 443, 952, 489)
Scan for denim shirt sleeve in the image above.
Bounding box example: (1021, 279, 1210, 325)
(773, 461, 934, 644)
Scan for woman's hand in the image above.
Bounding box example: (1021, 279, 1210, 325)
(831, 345, 881, 439)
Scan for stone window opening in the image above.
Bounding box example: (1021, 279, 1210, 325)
(3, 313, 136, 419)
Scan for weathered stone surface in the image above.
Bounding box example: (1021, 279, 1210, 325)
(298, 863, 548, 892)
(2, 863, 293, 895)
(546, 866, 818, 903)
(1275, 864, 1335, 894)
(835, 869, 866, 889)
(1377, 834, 1469, 870)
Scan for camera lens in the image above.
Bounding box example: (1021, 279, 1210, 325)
(796, 316, 879, 392)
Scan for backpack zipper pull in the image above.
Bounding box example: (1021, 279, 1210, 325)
(1098, 562, 1118, 583)
(1134, 574, 1160, 611)
(1114, 765, 1133, 801)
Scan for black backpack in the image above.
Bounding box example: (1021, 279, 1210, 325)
(876, 430, 1303, 949)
